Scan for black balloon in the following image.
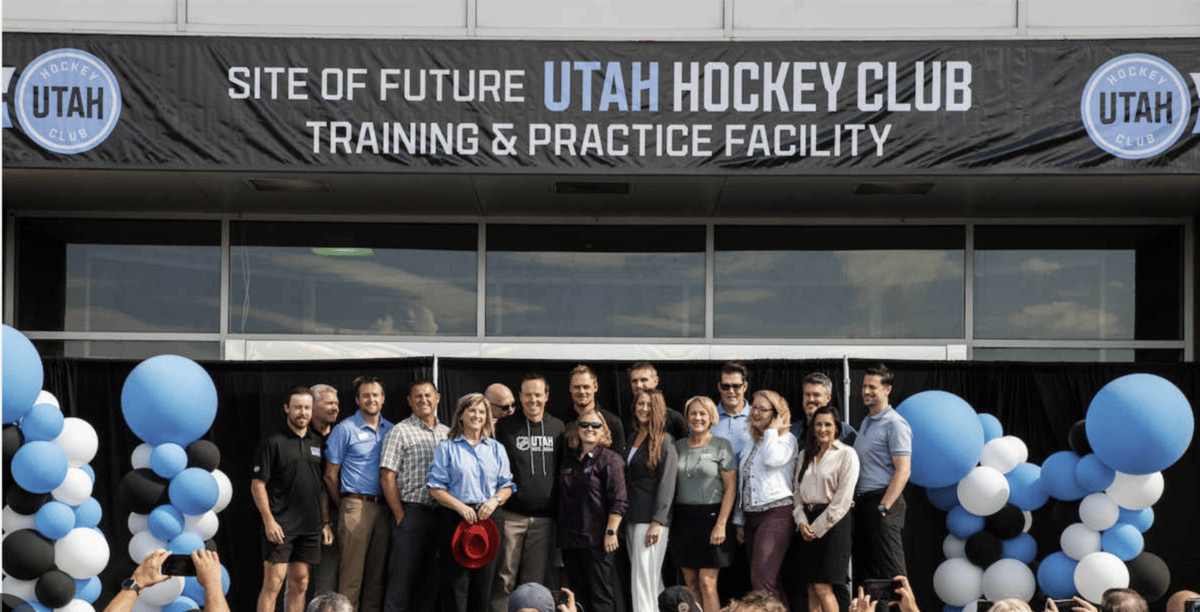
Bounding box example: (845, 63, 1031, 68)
(965, 531, 1003, 568)
(119, 467, 171, 514)
(1050, 499, 1082, 531)
(1, 529, 55, 580)
(205, 538, 218, 551)
(3, 424, 24, 465)
(1068, 419, 1092, 455)
(985, 503, 1025, 540)
(1126, 552, 1171, 602)
(186, 440, 221, 471)
(6, 485, 52, 515)
(35, 570, 77, 608)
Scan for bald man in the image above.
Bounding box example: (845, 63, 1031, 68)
(485, 383, 517, 422)
(1167, 591, 1200, 612)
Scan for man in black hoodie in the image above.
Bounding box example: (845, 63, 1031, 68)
(490, 372, 566, 612)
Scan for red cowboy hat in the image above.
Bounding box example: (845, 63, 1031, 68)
(451, 517, 499, 569)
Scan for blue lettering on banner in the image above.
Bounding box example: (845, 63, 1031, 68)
(1080, 53, 1189, 160)
(12, 48, 122, 154)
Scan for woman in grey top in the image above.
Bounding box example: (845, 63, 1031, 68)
(671, 395, 736, 612)
(624, 389, 678, 612)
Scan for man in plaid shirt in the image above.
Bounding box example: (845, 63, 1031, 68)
(380, 380, 450, 612)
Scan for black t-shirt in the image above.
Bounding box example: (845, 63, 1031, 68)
(252, 425, 325, 535)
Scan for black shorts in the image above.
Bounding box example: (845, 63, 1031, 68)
(262, 532, 322, 565)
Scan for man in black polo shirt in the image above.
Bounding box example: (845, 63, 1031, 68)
(253, 386, 334, 612)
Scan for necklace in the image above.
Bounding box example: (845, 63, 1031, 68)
(684, 439, 707, 478)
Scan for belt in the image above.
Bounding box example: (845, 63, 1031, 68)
(803, 502, 829, 513)
(343, 492, 382, 503)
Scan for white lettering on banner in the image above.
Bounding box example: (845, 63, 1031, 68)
(543, 61, 658, 112)
(227, 66, 310, 100)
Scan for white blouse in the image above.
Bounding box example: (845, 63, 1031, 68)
(792, 440, 860, 538)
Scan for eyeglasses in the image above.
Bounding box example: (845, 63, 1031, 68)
(578, 422, 604, 430)
(490, 402, 515, 411)
(750, 406, 775, 414)
(719, 382, 744, 391)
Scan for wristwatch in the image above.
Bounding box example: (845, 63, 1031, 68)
(877, 504, 888, 515)
(121, 578, 143, 594)
(605, 529, 616, 536)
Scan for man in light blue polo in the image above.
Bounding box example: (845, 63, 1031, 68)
(710, 361, 752, 461)
(851, 363, 912, 583)
(324, 376, 395, 612)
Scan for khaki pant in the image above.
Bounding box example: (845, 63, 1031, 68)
(337, 497, 389, 612)
(490, 508, 556, 612)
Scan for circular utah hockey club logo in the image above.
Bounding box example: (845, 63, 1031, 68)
(1081, 53, 1190, 160)
(13, 48, 122, 154)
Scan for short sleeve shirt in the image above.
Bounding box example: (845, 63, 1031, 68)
(380, 415, 449, 507)
(674, 436, 736, 505)
(326, 411, 394, 496)
(252, 425, 325, 535)
(853, 406, 912, 494)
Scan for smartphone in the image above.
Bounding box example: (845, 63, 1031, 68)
(1050, 600, 1077, 611)
(551, 591, 570, 607)
(978, 602, 996, 612)
(860, 579, 902, 603)
(1183, 598, 1200, 612)
(161, 554, 197, 576)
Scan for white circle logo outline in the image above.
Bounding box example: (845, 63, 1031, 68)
(1081, 54, 1189, 160)
(14, 48, 123, 154)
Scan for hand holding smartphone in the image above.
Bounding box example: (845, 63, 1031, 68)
(160, 554, 198, 576)
(860, 579, 903, 603)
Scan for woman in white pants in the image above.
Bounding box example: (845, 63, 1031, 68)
(624, 389, 678, 612)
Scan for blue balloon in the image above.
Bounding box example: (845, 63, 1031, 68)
(1001, 532, 1037, 564)
(927, 484, 960, 511)
(22, 602, 52, 612)
(1118, 506, 1154, 533)
(2, 325, 44, 425)
(1005, 462, 1049, 511)
(121, 355, 217, 446)
(169, 468, 219, 515)
(947, 504, 985, 538)
(149, 504, 186, 541)
(1037, 551, 1079, 599)
(1075, 454, 1116, 493)
(74, 577, 102, 603)
(1101, 523, 1144, 561)
(73, 497, 103, 529)
(168, 531, 205, 554)
(18, 403, 64, 442)
(1086, 374, 1194, 475)
(945, 606, 964, 612)
(182, 576, 204, 603)
(151, 443, 189, 480)
(34, 501, 76, 540)
(221, 563, 230, 594)
(163, 596, 200, 612)
(11, 440, 69, 493)
(978, 413, 1003, 442)
(1041, 451, 1088, 501)
(80, 465, 95, 482)
(896, 391, 985, 488)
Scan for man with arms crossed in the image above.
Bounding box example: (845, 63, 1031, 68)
(252, 387, 333, 612)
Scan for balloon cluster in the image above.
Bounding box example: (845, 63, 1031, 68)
(901, 376, 1193, 610)
(116, 355, 232, 612)
(3, 325, 109, 612)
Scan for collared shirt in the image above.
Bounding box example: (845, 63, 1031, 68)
(711, 400, 752, 461)
(557, 446, 628, 550)
(793, 440, 860, 538)
(326, 411, 394, 496)
(426, 435, 515, 505)
(790, 417, 859, 446)
(252, 425, 325, 535)
(853, 406, 912, 494)
(380, 415, 449, 507)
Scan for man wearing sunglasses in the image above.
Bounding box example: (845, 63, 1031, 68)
(710, 362, 753, 462)
(486, 383, 517, 423)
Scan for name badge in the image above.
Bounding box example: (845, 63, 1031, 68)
(310, 447, 322, 458)
(357, 431, 371, 441)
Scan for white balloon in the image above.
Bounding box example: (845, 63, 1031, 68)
(36, 390, 61, 409)
(1074, 551, 1130, 603)
(54, 527, 110, 579)
(139, 576, 185, 606)
(1061, 523, 1102, 561)
(130, 598, 163, 612)
(934, 557, 985, 606)
(184, 511, 220, 540)
(1105, 472, 1164, 510)
(52, 468, 94, 506)
(128, 513, 150, 535)
(56, 600, 97, 612)
(980, 437, 1026, 474)
(212, 469, 233, 513)
(1079, 493, 1119, 531)
(2, 575, 38, 604)
(131, 443, 154, 470)
(982, 558, 1037, 602)
(54, 418, 100, 468)
(3, 506, 36, 532)
(958, 466, 1011, 516)
(1023, 511, 1033, 533)
(943, 534, 967, 559)
(128, 531, 167, 565)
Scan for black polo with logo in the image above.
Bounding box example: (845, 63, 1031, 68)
(252, 425, 325, 535)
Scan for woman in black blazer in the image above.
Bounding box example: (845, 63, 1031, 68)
(624, 389, 678, 612)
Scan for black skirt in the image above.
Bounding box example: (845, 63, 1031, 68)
(669, 504, 733, 569)
(799, 503, 852, 585)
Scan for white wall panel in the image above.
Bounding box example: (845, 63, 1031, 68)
(3, 0, 176, 24)
(1027, 0, 1200, 28)
(735, 0, 1015, 30)
(188, 0, 466, 29)
(477, 0, 724, 30)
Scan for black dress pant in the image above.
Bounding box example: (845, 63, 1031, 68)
(563, 546, 624, 612)
(438, 508, 496, 612)
(851, 491, 907, 583)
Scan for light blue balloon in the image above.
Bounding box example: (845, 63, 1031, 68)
(2, 324, 44, 425)
(1037, 551, 1079, 599)
(947, 504, 985, 538)
(1118, 506, 1154, 533)
(945, 606, 964, 612)
(11, 440, 69, 493)
(182, 576, 204, 603)
(151, 443, 189, 480)
(1101, 523, 1144, 561)
(22, 601, 53, 612)
(220, 564, 230, 594)
(1005, 462, 1049, 511)
(168, 531, 205, 554)
(1086, 374, 1194, 475)
(897, 391, 985, 488)
(80, 465, 95, 482)
(18, 403, 64, 442)
(120, 355, 217, 446)
(1075, 454, 1116, 493)
(169, 468, 219, 515)
(163, 596, 200, 612)
(1041, 451, 1088, 501)
(978, 413, 1003, 442)
(149, 504, 186, 541)
(1001, 532, 1037, 564)
(34, 501, 76, 540)
(927, 484, 960, 511)
(74, 576, 102, 603)
(73, 497, 103, 529)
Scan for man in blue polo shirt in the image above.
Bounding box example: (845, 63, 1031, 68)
(851, 364, 912, 583)
(710, 361, 752, 461)
(324, 376, 394, 612)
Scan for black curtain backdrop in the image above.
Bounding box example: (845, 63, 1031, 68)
(31, 356, 1198, 612)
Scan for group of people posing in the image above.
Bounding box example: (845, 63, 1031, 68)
(249, 361, 914, 612)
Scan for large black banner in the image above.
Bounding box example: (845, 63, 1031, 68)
(3, 34, 1198, 173)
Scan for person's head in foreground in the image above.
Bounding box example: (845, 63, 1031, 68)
(1101, 588, 1149, 612)
(721, 590, 785, 612)
(990, 599, 1033, 612)
(659, 585, 701, 612)
(307, 593, 353, 612)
